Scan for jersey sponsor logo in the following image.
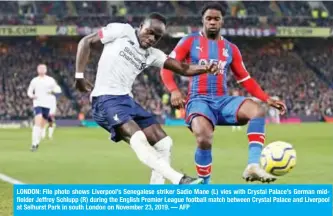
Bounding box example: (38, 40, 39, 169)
(198, 59, 227, 74)
(119, 47, 147, 71)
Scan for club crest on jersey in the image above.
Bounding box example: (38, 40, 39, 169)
(222, 48, 229, 58)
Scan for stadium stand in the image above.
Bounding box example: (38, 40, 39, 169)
(0, 1, 332, 122)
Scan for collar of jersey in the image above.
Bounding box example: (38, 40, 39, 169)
(199, 31, 224, 40)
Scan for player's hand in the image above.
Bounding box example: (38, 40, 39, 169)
(205, 63, 219, 75)
(267, 98, 287, 115)
(75, 78, 94, 93)
(171, 90, 186, 109)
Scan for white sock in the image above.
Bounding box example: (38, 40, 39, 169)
(41, 127, 47, 139)
(150, 136, 172, 184)
(32, 126, 42, 147)
(130, 131, 183, 184)
(48, 126, 55, 138)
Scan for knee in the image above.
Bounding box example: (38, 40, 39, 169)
(240, 100, 266, 120)
(195, 131, 213, 150)
(154, 136, 173, 153)
(34, 115, 43, 125)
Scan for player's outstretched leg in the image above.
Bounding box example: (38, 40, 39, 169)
(191, 116, 214, 184)
(144, 128, 202, 185)
(143, 122, 204, 185)
(237, 100, 276, 183)
(117, 121, 203, 185)
(142, 124, 172, 184)
(149, 136, 172, 184)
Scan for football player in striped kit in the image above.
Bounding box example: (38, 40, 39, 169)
(161, 3, 286, 184)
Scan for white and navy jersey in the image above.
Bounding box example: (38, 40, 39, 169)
(49, 85, 61, 114)
(91, 23, 168, 97)
(49, 95, 57, 114)
(27, 76, 61, 108)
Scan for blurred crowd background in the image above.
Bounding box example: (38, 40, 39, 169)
(0, 1, 332, 121)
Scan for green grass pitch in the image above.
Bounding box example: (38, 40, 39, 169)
(0, 123, 332, 215)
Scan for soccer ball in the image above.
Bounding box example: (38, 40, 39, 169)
(260, 141, 297, 176)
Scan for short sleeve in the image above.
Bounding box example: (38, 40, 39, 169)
(98, 23, 133, 44)
(230, 43, 251, 83)
(168, 35, 193, 61)
(150, 48, 168, 68)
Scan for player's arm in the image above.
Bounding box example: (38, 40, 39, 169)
(50, 79, 62, 95)
(161, 38, 218, 77)
(74, 32, 100, 92)
(230, 44, 286, 114)
(153, 44, 218, 108)
(75, 23, 130, 92)
(160, 36, 192, 93)
(152, 47, 218, 78)
(53, 85, 62, 94)
(75, 32, 100, 76)
(27, 79, 37, 99)
(160, 37, 191, 108)
(163, 58, 217, 77)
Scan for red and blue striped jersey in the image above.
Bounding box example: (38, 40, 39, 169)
(167, 32, 250, 98)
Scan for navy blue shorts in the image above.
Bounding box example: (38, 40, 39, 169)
(92, 95, 158, 142)
(34, 107, 50, 120)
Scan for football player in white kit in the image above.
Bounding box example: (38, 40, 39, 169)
(27, 64, 62, 151)
(74, 13, 219, 184)
(41, 84, 61, 140)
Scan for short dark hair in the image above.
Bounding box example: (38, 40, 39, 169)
(147, 12, 167, 25)
(201, 2, 226, 17)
